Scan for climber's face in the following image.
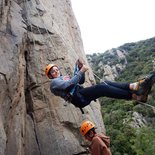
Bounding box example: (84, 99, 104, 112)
(49, 66, 60, 78)
(84, 130, 94, 141)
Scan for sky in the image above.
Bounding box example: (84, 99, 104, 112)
(71, 0, 155, 54)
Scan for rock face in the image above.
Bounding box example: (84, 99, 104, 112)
(130, 112, 147, 128)
(0, 0, 104, 154)
(102, 49, 127, 81)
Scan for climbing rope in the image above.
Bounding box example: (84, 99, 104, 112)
(92, 72, 108, 85)
(134, 100, 155, 113)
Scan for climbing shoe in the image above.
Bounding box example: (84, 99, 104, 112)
(136, 72, 155, 95)
(132, 93, 147, 103)
(132, 91, 151, 103)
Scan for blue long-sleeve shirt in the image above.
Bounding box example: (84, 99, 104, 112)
(50, 71, 85, 99)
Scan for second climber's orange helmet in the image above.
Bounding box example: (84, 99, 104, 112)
(45, 64, 57, 78)
(80, 120, 95, 136)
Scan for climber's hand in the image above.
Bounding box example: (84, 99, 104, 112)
(80, 64, 88, 73)
(76, 58, 84, 70)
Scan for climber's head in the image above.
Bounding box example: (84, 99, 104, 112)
(80, 120, 96, 141)
(45, 64, 60, 79)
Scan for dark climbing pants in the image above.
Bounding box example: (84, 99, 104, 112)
(80, 81, 132, 100)
(71, 81, 133, 108)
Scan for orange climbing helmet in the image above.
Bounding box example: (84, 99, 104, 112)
(45, 64, 57, 77)
(80, 120, 95, 136)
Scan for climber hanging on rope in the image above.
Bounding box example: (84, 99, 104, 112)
(45, 59, 155, 108)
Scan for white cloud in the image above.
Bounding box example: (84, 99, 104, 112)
(71, 0, 155, 54)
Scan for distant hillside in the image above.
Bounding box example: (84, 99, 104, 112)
(87, 37, 155, 82)
(87, 37, 155, 155)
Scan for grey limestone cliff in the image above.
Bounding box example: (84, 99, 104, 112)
(0, 0, 105, 154)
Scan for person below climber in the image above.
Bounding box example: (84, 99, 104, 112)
(45, 59, 155, 108)
(80, 120, 112, 155)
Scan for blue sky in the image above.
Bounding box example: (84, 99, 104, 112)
(71, 0, 155, 54)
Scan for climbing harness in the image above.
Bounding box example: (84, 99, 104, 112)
(59, 61, 87, 114)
